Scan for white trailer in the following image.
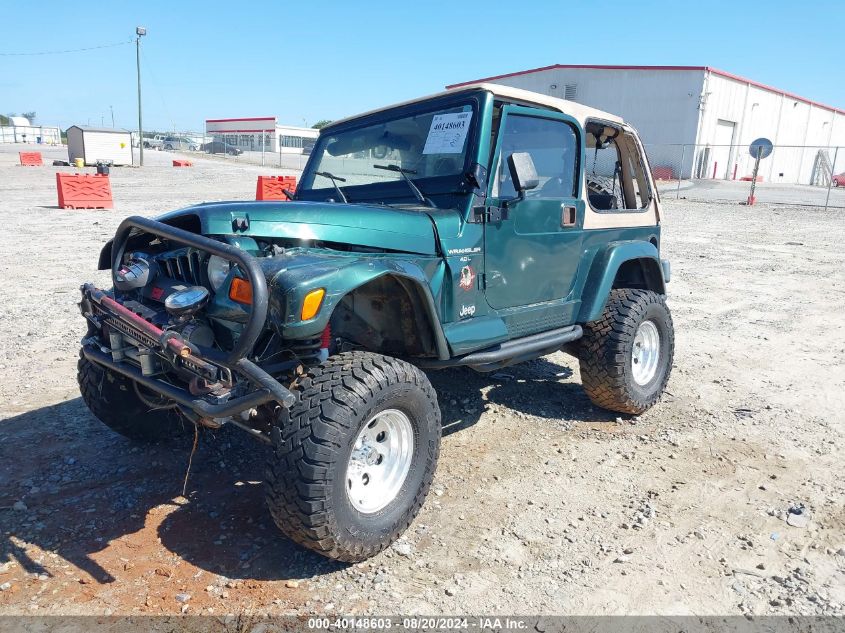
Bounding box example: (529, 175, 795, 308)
(66, 126, 133, 166)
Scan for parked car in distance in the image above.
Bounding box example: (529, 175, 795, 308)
(162, 136, 198, 151)
(833, 173, 845, 187)
(143, 135, 164, 150)
(202, 140, 243, 156)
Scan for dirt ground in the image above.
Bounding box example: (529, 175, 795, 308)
(0, 143, 843, 617)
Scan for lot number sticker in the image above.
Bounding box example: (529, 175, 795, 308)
(423, 112, 472, 154)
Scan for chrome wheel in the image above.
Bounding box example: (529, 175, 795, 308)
(631, 320, 660, 386)
(346, 409, 414, 514)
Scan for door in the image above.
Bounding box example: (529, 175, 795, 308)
(710, 119, 736, 179)
(484, 105, 585, 311)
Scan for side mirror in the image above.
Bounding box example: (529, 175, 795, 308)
(507, 152, 539, 194)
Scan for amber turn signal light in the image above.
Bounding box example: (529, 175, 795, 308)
(228, 277, 253, 305)
(301, 288, 325, 321)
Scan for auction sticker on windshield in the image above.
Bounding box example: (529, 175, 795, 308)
(423, 112, 472, 154)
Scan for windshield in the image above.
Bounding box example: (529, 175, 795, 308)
(298, 99, 478, 209)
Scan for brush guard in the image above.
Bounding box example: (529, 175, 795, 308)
(79, 215, 296, 423)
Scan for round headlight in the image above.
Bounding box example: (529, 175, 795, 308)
(164, 286, 209, 317)
(206, 255, 231, 291)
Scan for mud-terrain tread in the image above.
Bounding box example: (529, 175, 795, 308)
(579, 288, 674, 415)
(265, 351, 440, 563)
(77, 351, 189, 443)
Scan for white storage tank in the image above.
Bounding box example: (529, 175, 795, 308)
(66, 126, 133, 166)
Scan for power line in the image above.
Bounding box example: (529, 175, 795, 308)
(0, 40, 133, 56)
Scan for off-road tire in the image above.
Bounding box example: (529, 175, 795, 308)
(578, 288, 674, 414)
(265, 351, 441, 562)
(77, 351, 191, 443)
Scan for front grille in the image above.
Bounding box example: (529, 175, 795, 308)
(158, 250, 203, 285)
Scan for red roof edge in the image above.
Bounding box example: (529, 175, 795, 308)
(447, 64, 844, 116)
(445, 64, 708, 89)
(704, 67, 845, 116)
(205, 116, 276, 123)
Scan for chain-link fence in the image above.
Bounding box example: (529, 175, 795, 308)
(194, 131, 311, 172)
(644, 144, 845, 209)
(136, 130, 310, 173)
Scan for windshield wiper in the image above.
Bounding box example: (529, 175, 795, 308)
(314, 171, 348, 203)
(373, 164, 434, 208)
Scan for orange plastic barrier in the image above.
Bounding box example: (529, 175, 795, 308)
(256, 175, 297, 201)
(651, 166, 676, 181)
(173, 160, 193, 167)
(19, 151, 43, 166)
(56, 173, 113, 209)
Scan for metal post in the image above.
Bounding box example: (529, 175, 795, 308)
(824, 146, 838, 212)
(748, 154, 761, 203)
(261, 129, 266, 166)
(676, 144, 686, 200)
(135, 27, 146, 166)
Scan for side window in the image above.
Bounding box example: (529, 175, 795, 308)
(492, 114, 578, 199)
(586, 122, 652, 212)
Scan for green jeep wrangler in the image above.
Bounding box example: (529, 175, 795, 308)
(78, 83, 674, 562)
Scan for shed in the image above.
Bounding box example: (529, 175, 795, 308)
(66, 126, 133, 166)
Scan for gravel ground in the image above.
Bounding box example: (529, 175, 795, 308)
(655, 178, 845, 208)
(0, 143, 843, 617)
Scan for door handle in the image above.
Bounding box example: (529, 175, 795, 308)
(561, 204, 576, 227)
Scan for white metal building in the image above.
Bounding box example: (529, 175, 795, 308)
(66, 126, 133, 166)
(448, 65, 845, 182)
(0, 116, 61, 145)
(205, 117, 318, 154)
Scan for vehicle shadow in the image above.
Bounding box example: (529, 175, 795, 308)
(426, 353, 619, 437)
(0, 399, 339, 586)
(0, 354, 616, 586)
(154, 432, 346, 580)
(1, 398, 175, 584)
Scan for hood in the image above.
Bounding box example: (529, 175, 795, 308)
(157, 200, 438, 255)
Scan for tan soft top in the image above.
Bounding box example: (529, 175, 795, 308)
(329, 82, 624, 128)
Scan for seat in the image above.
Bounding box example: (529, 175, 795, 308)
(589, 193, 617, 210)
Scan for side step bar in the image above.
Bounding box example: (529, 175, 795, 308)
(419, 325, 582, 372)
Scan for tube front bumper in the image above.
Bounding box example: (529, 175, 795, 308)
(80, 283, 296, 421)
(81, 345, 282, 418)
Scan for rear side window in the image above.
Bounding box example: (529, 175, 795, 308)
(492, 114, 578, 199)
(586, 122, 652, 212)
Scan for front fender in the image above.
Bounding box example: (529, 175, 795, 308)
(577, 241, 664, 323)
(270, 255, 450, 360)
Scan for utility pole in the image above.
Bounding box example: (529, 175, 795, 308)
(110, 105, 115, 128)
(136, 26, 146, 166)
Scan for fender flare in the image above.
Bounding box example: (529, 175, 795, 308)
(277, 259, 450, 361)
(577, 240, 665, 323)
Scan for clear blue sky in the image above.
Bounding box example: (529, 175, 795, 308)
(1, 0, 841, 132)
